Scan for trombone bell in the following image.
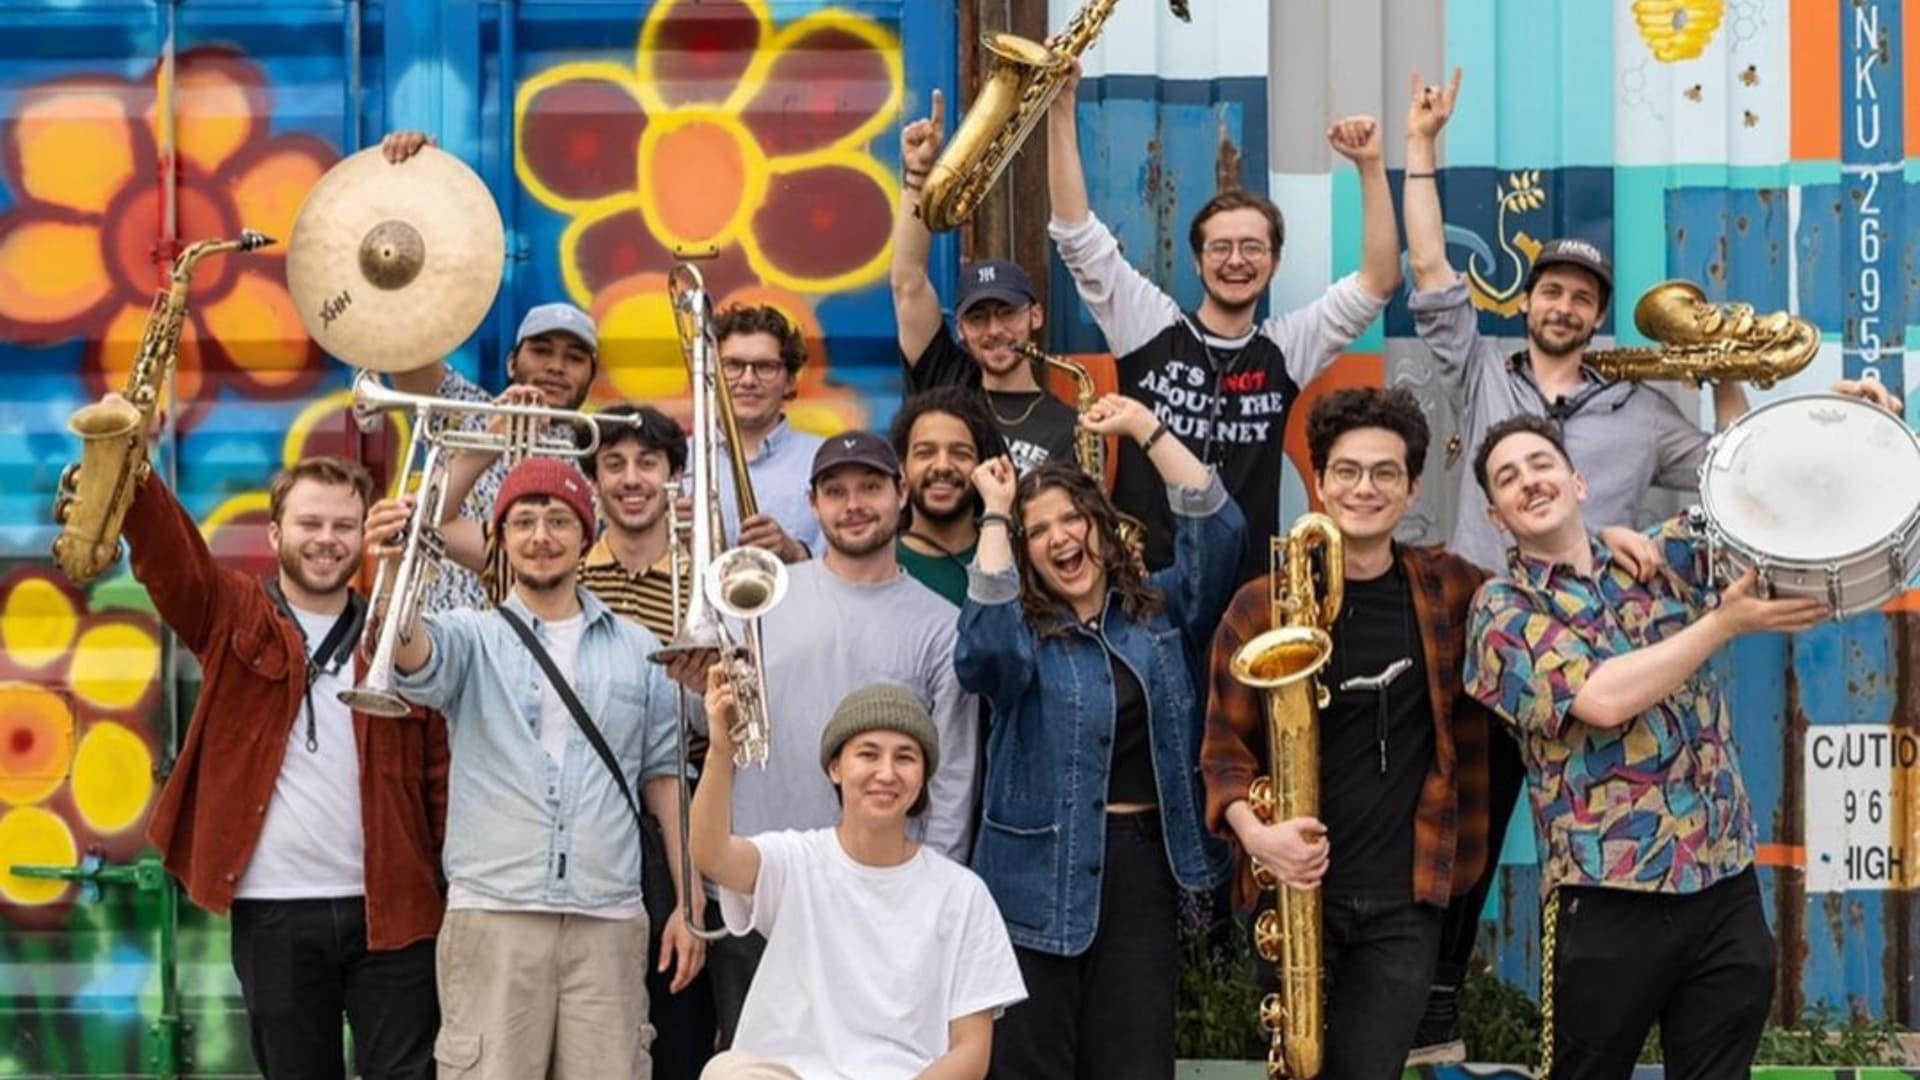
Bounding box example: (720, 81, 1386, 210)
(706, 546, 788, 620)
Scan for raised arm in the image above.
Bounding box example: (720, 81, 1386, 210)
(1083, 393, 1207, 489)
(1404, 69, 1462, 293)
(893, 90, 948, 364)
(689, 663, 762, 896)
(1327, 116, 1401, 300)
(1045, 61, 1090, 226)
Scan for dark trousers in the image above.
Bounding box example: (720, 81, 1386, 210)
(646, 891, 720, 1079)
(707, 925, 768, 1050)
(990, 811, 1180, 1080)
(228, 897, 437, 1080)
(1547, 867, 1775, 1080)
(1434, 725, 1527, 989)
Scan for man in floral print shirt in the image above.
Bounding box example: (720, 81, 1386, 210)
(1463, 415, 1829, 1080)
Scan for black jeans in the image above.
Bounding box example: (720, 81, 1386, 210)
(706, 924, 768, 1050)
(228, 897, 437, 1080)
(647, 891, 720, 1079)
(990, 811, 1180, 1080)
(1547, 867, 1775, 1080)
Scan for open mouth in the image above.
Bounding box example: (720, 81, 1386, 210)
(304, 550, 346, 573)
(1050, 544, 1089, 582)
(1521, 489, 1555, 514)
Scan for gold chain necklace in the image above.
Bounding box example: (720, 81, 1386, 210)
(985, 390, 1044, 427)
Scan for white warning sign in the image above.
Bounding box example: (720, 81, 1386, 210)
(1803, 725, 1919, 892)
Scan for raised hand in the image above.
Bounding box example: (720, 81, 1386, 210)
(1407, 68, 1463, 141)
(1079, 393, 1154, 443)
(971, 456, 1018, 515)
(380, 130, 434, 164)
(902, 89, 947, 176)
(1327, 115, 1383, 165)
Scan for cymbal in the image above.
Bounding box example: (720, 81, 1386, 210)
(287, 145, 505, 373)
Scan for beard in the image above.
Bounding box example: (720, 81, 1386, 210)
(822, 514, 897, 559)
(277, 542, 357, 598)
(1527, 314, 1594, 358)
(513, 566, 573, 594)
(907, 471, 977, 527)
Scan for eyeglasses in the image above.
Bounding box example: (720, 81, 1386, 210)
(721, 359, 786, 382)
(1202, 239, 1272, 262)
(504, 511, 584, 537)
(1325, 462, 1408, 490)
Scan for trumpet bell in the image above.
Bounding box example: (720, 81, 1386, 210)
(705, 546, 788, 620)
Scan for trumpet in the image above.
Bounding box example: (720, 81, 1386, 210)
(340, 371, 639, 717)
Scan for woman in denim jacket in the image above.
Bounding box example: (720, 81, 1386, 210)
(957, 393, 1245, 1079)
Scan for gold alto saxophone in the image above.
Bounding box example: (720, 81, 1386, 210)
(1014, 342, 1145, 550)
(919, 0, 1191, 231)
(1228, 513, 1343, 1080)
(1583, 279, 1819, 388)
(51, 229, 274, 582)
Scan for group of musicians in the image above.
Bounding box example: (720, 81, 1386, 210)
(111, 66, 1901, 1080)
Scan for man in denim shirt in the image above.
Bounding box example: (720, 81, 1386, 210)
(382, 458, 699, 1079)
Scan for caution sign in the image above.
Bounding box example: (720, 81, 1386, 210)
(1803, 725, 1920, 892)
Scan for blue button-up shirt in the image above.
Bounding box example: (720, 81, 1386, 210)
(718, 416, 825, 556)
(394, 589, 682, 911)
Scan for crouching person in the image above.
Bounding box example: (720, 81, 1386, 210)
(691, 672, 1026, 1079)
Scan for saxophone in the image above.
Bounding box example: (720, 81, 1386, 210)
(1583, 279, 1818, 389)
(919, 0, 1191, 231)
(1228, 514, 1343, 1080)
(51, 229, 274, 582)
(1014, 342, 1146, 550)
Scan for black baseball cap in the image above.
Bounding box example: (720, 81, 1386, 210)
(1525, 238, 1614, 309)
(955, 259, 1037, 317)
(810, 430, 902, 485)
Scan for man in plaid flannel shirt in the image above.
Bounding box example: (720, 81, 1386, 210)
(1201, 388, 1493, 1080)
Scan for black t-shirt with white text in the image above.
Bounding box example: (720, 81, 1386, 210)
(906, 329, 1079, 476)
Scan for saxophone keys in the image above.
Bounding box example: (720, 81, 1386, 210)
(1265, 1035, 1292, 1078)
(1253, 908, 1285, 962)
(1247, 776, 1276, 823)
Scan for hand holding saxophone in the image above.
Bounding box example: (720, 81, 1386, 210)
(1243, 816, 1330, 892)
(1077, 392, 1153, 442)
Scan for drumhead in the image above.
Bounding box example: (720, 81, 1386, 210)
(1699, 393, 1920, 563)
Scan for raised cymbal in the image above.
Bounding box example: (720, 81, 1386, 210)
(287, 145, 505, 373)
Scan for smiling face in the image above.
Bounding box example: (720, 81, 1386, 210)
(903, 411, 981, 527)
(1522, 266, 1605, 360)
(1482, 431, 1588, 548)
(500, 495, 587, 593)
(1020, 484, 1108, 619)
(1314, 427, 1418, 546)
(719, 330, 794, 434)
(1194, 206, 1278, 315)
(267, 479, 366, 599)
(956, 300, 1043, 379)
(508, 331, 596, 409)
(828, 729, 928, 822)
(810, 465, 907, 559)
(592, 437, 676, 538)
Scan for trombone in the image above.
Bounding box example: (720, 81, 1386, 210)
(653, 262, 787, 942)
(341, 371, 639, 717)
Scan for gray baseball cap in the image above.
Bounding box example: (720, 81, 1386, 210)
(515, 302, 598, 354)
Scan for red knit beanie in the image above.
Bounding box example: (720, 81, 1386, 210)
(492, 458, 595, 553)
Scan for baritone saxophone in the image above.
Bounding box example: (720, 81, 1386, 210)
(51, 229, 274, 582)
(1228, 513, 1343, 1079)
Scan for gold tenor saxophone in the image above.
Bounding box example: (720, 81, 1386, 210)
(1583, 279, 1818, 388)
(51, 229, 274, 582)
(1228, 513, 1343, 1080)
(919, 0, 1191, 231)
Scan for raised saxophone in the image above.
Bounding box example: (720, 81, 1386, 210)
(1583, 279, 1818, 389)
(919, 0, 1191, 231)
(51, 229, 274, 582)
(1228, 513, 1343, 1079)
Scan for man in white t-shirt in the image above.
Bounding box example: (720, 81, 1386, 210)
(691, 677, 1025, 1080)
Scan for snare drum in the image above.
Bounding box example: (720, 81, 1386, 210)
(1696, 392, 1920, 618)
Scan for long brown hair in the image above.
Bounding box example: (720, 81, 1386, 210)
(1012, 463, 1162, 637)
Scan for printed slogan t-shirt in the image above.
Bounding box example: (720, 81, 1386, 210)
(1049, 213, 1390, 584)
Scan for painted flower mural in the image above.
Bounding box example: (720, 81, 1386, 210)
(0, 46, 335, 416)
(0, 569, 161, 927)
(515, 0, 899, 414)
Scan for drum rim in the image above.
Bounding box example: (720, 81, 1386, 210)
(1697, 390, 1920, 563)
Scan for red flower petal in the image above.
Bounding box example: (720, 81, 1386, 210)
(750, 164, 892, 289)
(573, 204, 674, 300)
(519, 76, 647, 204)
(740, 23, 896, 158)
(641, 0, 765, 109)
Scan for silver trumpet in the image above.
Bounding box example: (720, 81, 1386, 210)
(656, 263, 787, 941)
(341, 370, 639, 717)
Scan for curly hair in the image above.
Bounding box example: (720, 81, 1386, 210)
(714, 303, 807, 376)
(1012, 463, 1162, 636)
(1305, 387, 1431, 478)
(1472, 413, 1574, 502)
(888, 386, 1008, 464)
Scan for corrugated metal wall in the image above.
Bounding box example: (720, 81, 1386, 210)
(1056, 0, 1918, 1025)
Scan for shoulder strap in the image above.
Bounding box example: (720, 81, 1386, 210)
(496, 607, 644, 834)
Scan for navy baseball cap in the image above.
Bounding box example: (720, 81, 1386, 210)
(955, 259, 1037, 317)
(810, 431, 902, 485)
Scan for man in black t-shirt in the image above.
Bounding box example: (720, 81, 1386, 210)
(1045, 66, 1400, 584)
(892, 91, 1079, 475)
